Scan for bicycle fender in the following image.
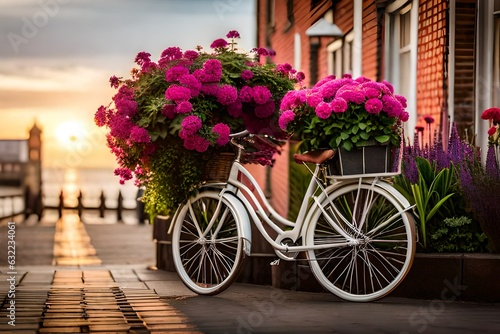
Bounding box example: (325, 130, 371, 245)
(221, 192, 253, 256)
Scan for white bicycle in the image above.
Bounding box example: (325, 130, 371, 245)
(170, 132, 416, 302)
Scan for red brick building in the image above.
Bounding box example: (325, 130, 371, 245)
(252, 0, 499, 217)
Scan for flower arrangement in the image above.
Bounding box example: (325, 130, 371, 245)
(481, 107, 500, 146)
(278, 74, 409, 152)
(95, 31, 302, 217)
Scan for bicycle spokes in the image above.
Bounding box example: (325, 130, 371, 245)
(307, 183, 415, 301)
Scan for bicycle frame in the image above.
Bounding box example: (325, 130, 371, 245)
(220, 157, 359, 257)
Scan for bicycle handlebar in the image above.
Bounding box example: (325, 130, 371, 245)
(229, 130, 250, 138)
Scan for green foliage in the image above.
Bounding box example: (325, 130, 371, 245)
(142, 136, 206, 218)
(429, 216, 488, 252)
(394, 157, 455, 250)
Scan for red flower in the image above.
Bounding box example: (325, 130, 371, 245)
(481, 107, 500, 122)
(423, 116, 435, 124)
(487, 126, 497, 136)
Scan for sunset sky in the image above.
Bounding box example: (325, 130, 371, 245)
(0, 0, 256, 169)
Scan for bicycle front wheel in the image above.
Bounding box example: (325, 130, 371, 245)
(172, 190, 246, 295)
(306, 182, 416, 302)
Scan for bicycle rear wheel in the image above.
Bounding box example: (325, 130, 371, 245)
(172, 190, 246, 295)
(306, 182, 415, 302)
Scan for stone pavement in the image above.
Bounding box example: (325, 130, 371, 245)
(0, 211, 201, 333)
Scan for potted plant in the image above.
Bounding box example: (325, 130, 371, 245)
(278, 75, 409, 175)
(95, 31, 303, 219)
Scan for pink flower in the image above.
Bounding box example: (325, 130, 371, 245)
(382, 95, 403, 117)
(165, 66, 189, 82)
(382, 80, 395, 94)
(181, 115, 202, 136)
(295, 71, 306, 82)
(165, 85, 191, 102)
(184, 50, 199, 60)
(400, 111, 410, 122)
(255, 101, 275, 118)
(365, 98, 383, 114)
(135, 51, 151, 66)
(252, 86, 272, 104)
(200, 83, 219, 96)
(160, 47, 182, 60)
(114, 167, 132, 185)
(227, 100, 243, 117)
(315, 102, 332, 119)
(109, 75, 120, 89)
(213, 123, 230, 146)
(179, 74, 201, 97)
(395, 94, 407, 108)
(210, 38, 228, 49)
(216, 85, 238, 105)
(202, 59, 223, 82)
(183, 134, 210, 152)
(331, 97, 348, 113)
(241, 70, 253, 81)
(306, 92, 323, 108)
(130, 126, 150, 143)
(336, 84, 365, 104)
(175, 101, 193, 113)
(363, 87, 380, 99)
(226, 30, 241, 39)
(94, 106, 108, 127)
(278, 110, 295, 130)
(239, 85, 254, 103)
(280, 90, 306, 110)
(162, 104, 176, 118)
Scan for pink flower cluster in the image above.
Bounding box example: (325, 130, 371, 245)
(279, 75, 409, 130)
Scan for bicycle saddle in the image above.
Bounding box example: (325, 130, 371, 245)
(293, 149, 335, 164)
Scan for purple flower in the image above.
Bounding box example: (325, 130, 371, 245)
(395, 94, 407, 108)
(255, 101, 275, 118)
(114, 97, 137, 117)
(213, 123, 230, 146)
(130, 126, 150, 143)
(216, 85, 238, 105)
(180, 115, 202, 136)
(165, 66, 190, 82)
(252, 86, 272, 104)
(200, 83, 219, 96)
(364, 98, 383, 114)
(331, 97, 348, 113)
(400, 111, 410, 122)
(276, 63, 293, 76)
(382, 80, 395, 93)
(363, 87, 380, 99)
(210, 38, 228, 49)
(252, 47, 269, 56)
(278, 110, 295, 130)
(165, 85, 191, 102)
(241, 70, 253, 81)
(315, 102, 332, 119)
(226, 30, 240, 39)
(108, 115, 133, 140)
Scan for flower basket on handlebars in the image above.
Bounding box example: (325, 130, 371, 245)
(203, 152, 235, 182)
(328, 143, 402, 177)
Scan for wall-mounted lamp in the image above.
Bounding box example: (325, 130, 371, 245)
(306, 18, 344, 85)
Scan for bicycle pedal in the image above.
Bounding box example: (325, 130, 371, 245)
(270, 259, 280, 266)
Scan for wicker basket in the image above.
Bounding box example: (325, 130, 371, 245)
(202, 152, 235, 182)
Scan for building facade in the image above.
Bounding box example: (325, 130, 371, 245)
(254, 0, 499, 217)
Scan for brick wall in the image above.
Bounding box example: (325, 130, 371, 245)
(416, 0, 447, 145)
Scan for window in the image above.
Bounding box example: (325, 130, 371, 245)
(328, 32, 353, 77)
(385, 0, 418, 140)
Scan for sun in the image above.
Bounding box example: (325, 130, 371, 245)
(56, 121, 87, 148)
